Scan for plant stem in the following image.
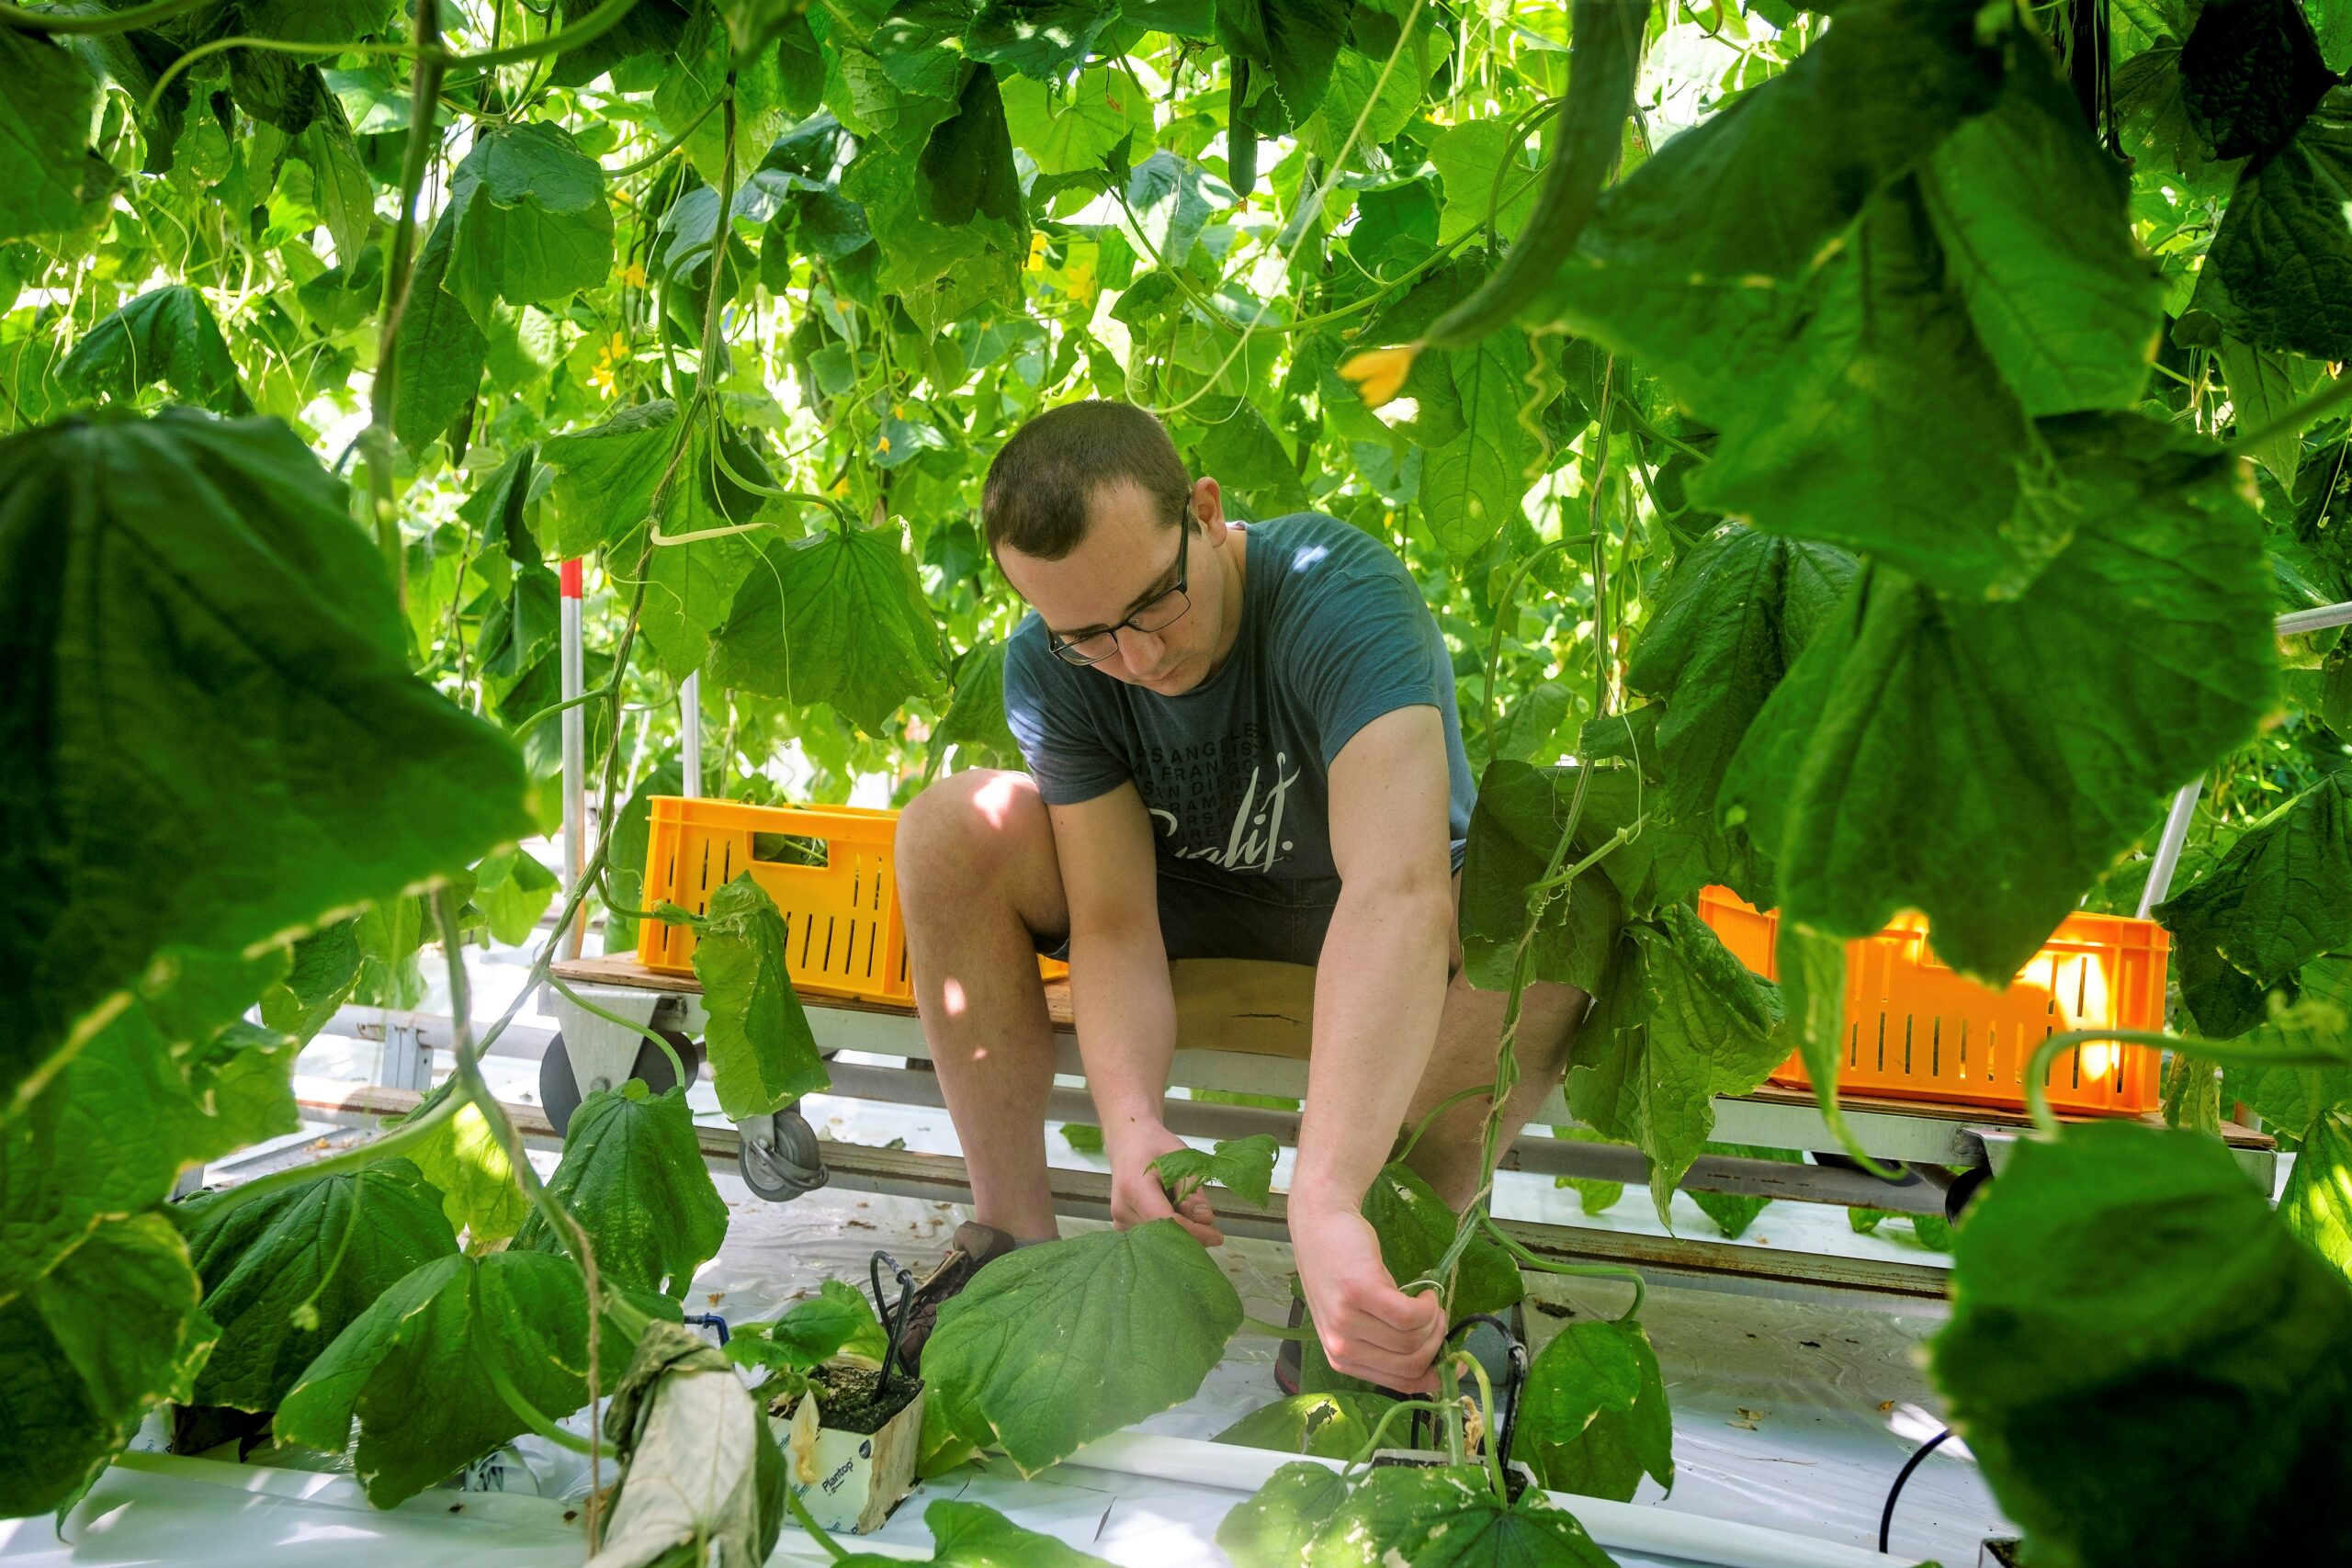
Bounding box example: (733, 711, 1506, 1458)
(1239, 1314, 1314, 1342)
(787, 1488, 851, 1562)
(1396, 1081, 1500, 1167)
(1451, 1349, 1509, 1503)
(2022, 1027, 2346, 1137)
(431, 886, 611, 1541)
(174, 1078, 464, 1224)
(1347, 1398, 1450, 1471)
(1479, 534, 1593, 770)
(489, 1359, 595, 1455)
(365, 0, 447, 615)
(1479, 1212, 1645, 1319)
(2233, 367, 2352, 460)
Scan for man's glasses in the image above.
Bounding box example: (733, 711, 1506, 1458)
(1048, 523, 1193, 667)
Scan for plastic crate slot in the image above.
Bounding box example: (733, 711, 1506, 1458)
(863, 919, 877, 979)
(752, 831, 829, 867)
(869, 855, 887, 910)
(823, 916, 838, 973)
(844, 918, 860, 975)
(799, 917, 815, 969)
(718, 839, 735, 888)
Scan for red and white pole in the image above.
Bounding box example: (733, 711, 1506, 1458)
(559, 558, 587, 959)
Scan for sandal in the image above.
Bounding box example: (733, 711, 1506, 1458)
(897, 1220, 1023, 1370)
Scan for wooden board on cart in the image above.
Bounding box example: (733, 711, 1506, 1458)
(547, 951, 2273, 1153)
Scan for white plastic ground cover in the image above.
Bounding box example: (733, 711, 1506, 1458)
(0, 1168, 2007, 1566)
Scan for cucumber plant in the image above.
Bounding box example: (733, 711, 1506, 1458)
(5, 3, 2352, 1565)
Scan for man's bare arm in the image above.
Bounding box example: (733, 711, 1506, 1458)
(1049, 784, 1220, 1242)
(1290, 705, 1457, 1388)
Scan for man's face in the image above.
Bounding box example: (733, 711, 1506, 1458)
(998, 478, 1231, 696)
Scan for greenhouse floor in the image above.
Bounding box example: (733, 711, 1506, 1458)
(2, 956, 2017, 1566)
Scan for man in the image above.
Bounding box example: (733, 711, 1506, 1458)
(893, 400, 1586, 1392)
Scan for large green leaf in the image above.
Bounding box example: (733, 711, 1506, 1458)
(1688, 179, 2040, 598)
(514, 1082, 729, 1299)
(59, 287, 248, 415)
(2202, 90, 2352, 360)
(390, 209, 490, 453)
(2284, 1110, 2352, 1282)
(276, 1250, 598, 1506)
(398, 1087, 536, 1243)
(1720, 413, 2276, 982)
(2155, 774, 2352, 1037)
(1303, 1463, 1619, 1567)
(1917, 40, 2163, 417)
(443, 120, 615, 321)
(0, 410, 532, 1117)
(1623, 525, 1856, 832)
(604, 758, 684, 956)
(878, 1, 1124, 85)
(707, 523, 948, 732)
(1537, 0, 2007, 405)
(1516, 1316, 1673, 1502)
(1216, 0, 1351, 126)
(689, 873, 829, 1120)
(1217, 1460, 1354, 1568)
(1569, 906, 1790, 1230)
(1214, 1391, 1396, 1461)
(838, 1499, 1114, 1566)
(1357, 1161, 1523, 1320)
(843, 62, 1026, 333)
(257, 920, 366, 1043)
(2178, 0, 2337, 161)
(1001, 65, 1154, 175)
(726, 1276, 888, 1373)
(1929, 1123, 2352, 1566)
(1429, 118, 1540, 249)
(923, 1218, 1242, 1473)
(181, 1158, 458, 1412)
(1152, 1133, 1279, 1209)
(1455, 761, 1626, 997)
(0, 29, 97, 243)
(0, 1213, 217, 1518)
(1421, 332, 1537, 558)
(0, 968, 300, 1295)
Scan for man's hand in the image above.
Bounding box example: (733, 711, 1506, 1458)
(1105, 1120, 1224, 1246)
(1290, 1203, 1446, 1393)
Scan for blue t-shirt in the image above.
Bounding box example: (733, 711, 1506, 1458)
(1002, 513, 1476, 902)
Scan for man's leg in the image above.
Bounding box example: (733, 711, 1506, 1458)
(1396, 909, 1588, 1208)
(896, 770, 1070, 1242)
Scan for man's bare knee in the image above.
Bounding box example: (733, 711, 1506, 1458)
(898, 771, 1065, 937)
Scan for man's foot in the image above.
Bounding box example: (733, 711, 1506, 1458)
(898, 1220, 1023, 1370)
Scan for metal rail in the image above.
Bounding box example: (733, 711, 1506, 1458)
(288, 1078, 1955, 1307)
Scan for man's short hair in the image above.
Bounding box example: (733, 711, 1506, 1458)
(981, 400, 1192, 561)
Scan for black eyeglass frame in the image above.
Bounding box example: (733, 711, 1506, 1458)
(1046, 520, 1193, 667)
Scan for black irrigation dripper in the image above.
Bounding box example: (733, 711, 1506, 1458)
(869, 1249, 920, 1397)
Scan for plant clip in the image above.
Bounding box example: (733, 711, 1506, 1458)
(868, 1249, 920, 1397)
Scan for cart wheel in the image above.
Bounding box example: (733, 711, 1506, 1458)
(1944, 1162, 1992, 1223)
(740, 1108, 828, 1201)
(539, 1028, 703, 1137)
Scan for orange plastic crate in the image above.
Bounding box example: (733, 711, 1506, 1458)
(1694, 887, 2167, 1116)
(636, 797, 914, 1001)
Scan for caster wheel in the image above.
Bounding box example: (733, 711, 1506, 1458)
(1944, 1162, 1992, 1223)
(539, 1028, 703, 1136)
(740, 1108, 828, 1201)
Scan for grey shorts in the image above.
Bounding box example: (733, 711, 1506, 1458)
(1034, 868, 1341, 968)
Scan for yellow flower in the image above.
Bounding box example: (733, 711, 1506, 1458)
(618, 263, 649, 288)
(1025, 231, 1050, 271)
(830, 478, 851, 498)
(876, 434, 891, 454)
(587, 331, 631, 395)
(1338, 344, 1419, 409)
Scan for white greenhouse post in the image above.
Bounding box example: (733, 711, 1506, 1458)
(559, 558, 587, 960)
(2138, 598, 2352, 917)
(681, 670, 704, 799)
